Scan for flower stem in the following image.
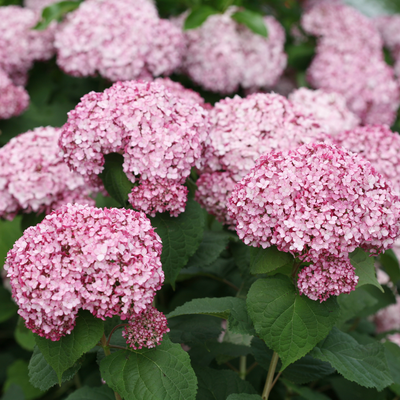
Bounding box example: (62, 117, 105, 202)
(100, 334, 123, 400)
(262, 351, 279, 400)
(239, 356, 247, 380)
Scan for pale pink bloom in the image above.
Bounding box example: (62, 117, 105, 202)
(24, 0, 57, 11)
(55, 0, 183, 81)
(0, 6, 55, 85)
(0, 69, 29, 119)
(123, 305, 169, 350)
(375, 295, 400, 345)
(195, 93, 329, 227)
(374, 15, 400, 59)
(297, 255, 358, 301)
(0, 126, 96, 220)
(228, 143, 400, 259)
(175, 10, 286, 93)
(334, 125, 400, 195)
(5, 204, 164, 341)
(289, 88, 360, 136)
(60, 80, 209, 216)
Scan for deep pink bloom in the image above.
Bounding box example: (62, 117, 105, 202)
(123, 305, 169, 350)
(55, 0, 183, 81)
(175, 11, 286, 93)
(5, 204, 164, 341)
(0, 126, 96, 220)
(334, 125, 400, 194)
(0, 69, 29, 119)
(0, 6, 55, 85)
(60, 80, 209, 216)
(228, 143, 400, 259)
(289, 88, 360, 136)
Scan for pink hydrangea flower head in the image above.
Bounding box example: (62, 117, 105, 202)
(334, 125, 400, 195)
(5, 204, 163, 340)
(55, 0, 183, 81)
(289, 88, 360, 136)
(0, 6, 55, 85)
(0, 69, 29, 119)
(60, 80, 209, 216)
(24, 0, 58, 11)
(307, 43, 400, 125)
(374, 15, 400, 59)
(196, 93, 330, 227)
(123, 305, 169, 350)
(228, 143, 400, 259)
(297, 255, 358, 302)
(176, 10, 286, 93)
(301, 2, 382, 55)
(375, 295, 400, 343)
(0, 126, 97, 220)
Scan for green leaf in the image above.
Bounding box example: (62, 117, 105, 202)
(379, 249, 400, 284)
(99, 337, 197, 400)
(249, 246, 293, 275)
(4, 360, 44, 400)
(329, 376, 386, 400)
(34, 310, 104, 384)
(1, 384, 25, 400)
(282, 379, 330, 400)
(0, 216, 22, 269)
(247, 275, 340, 369)
(384, 341, 400, 386)
(34, 1, 82, 30)
(184, 6, 219, 30)
(15, 318, 35, 352)
(226, 395, 262, 400)
(150, 199, 205, 287)
(350, 248, 383, 292)
(28, 347, 82, 391)
(231, 10, 268, 37)
(185, 231, 231, 269)
(0, 286, 18, 323)
(343, 0, 400, 16)
(167, 296, 255, 336)
(64, 386, 115, 400)
(193, 364, 257, 399)
(99, 153, 134, 207)
(310, 327, 393, 390)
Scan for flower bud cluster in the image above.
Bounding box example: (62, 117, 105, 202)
(302, 3, 400, 125)
(334, 125, 400, 195)
(289, 88, 360, 136)
(0, 69, 29, 119)
(55, 0, 183, 81)
(175, 11, 287, 93)
(195, 93, 329, 227)
(5, 204, 164, 341)
(0, 6, 55, 86)
(0, 126, 96, 220)
(60, 80, 209, 216)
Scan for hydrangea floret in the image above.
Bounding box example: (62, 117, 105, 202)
(175, 10, 287, 93)
(5, 204, 166, 342)
(59, 80, 209, 216)
(0, 126, 97, 220)
(288, 87, 360, 136)
(195, 93, 329, 227)
(55, 0, 183, 81)
(0, 69, 29, 119)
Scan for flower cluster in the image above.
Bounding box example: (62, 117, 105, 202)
(0, 6, 55, 86)
(0, 69, 29, 119)
(5, 204, 164, 341)
(288, 88, 360, 136)
(302, 3, 400, 125)
(175, 11, 287, 93)
(228, 143, 400, 259)
(195, 93, 329, 227)
(123, 305, 169, 350)
(297, 256, 358, 302)
(60, 80, 209, 216)
(374, 296, 400, 347)
(55, 0, 183, 81)
(24, 0, 57, 11)
(334, 125, 400, 195)
(0, 126, 97, 220)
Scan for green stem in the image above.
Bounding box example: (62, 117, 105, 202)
(101, 334, 123, 400)
(262, 352, 279, 400)
(239, 356, 247, 380)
